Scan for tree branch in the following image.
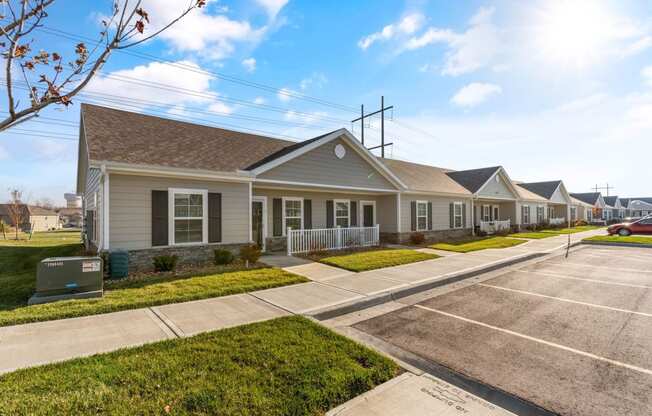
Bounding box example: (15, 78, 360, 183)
(2, 0, 54, 34)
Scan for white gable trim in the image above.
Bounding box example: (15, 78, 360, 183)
(595, 194, 606, 208)
(476, 167, 520, 200)
(248, 129, 406, 190)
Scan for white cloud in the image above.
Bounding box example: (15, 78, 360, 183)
(277, 87, 296, 102)
(87, 60, 214, 110)
(255, 0, 289, 20)
(284, 110, 328, 125)
(253, 97, 266, 105)
(405, 7, 499, 76)
(554, 93, 608, 113)
(140, 0, 267, 60)
(621, 36, 652, 57)
(358, 13, 425, 50)
(242, 57, 257, 72)
(451, 83, 502, 107)
(300, 72, 327, 90)
(642, 66, 652, 87)
(208, 101, 235, 114)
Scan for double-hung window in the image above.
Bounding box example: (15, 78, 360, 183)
(523, 206, 530, 224)
(482, 205, 491, 222)
(453, 202, 463, 229)
(335, 200, 350, 228)
(416, 201, 428, 231)
(283, 198, 303, 232)
(537, 206, 545, 223)
(171, 189, 206, 245)
(548, 206, 555, 219)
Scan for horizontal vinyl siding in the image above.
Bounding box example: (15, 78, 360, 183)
(474, 200, 516, 224)
(110, 174, 250, 250)
(85, 168, 101, 211)
(258, 138, 396, 190)
(478, 175, 517, 199)
(516, 202, 547, 224)
(401, 194, 471, 232)
(252, 188, 397, 235)
(376, 194, 398, 233)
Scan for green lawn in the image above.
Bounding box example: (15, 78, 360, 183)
(320, 249, 438, 272)
(508, 232, 559, 239)
(583, 235, 652, 245)
(0, 316, 399, 415)
(0, 231, 307, 327)
(541, 225, 603, 234)
(430, 236, 526, 253)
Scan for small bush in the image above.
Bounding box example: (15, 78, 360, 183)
(409, 232, 425, 245)
(153, 255, 178, 272)
(477, 230, 488, 237)
(214, 249, 234, 265)
(239, 244, 262, 266)
(574, 220, 588, 226)
(494, 228, 511, 236)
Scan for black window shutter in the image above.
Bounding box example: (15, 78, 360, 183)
(326, 200, 334, 228)
(273, 198, 282, 236)
(427, 202, 433, 231)
(410, 201, 417, 231)
(350, 201, 357, 227)
(208, 193, 222, 243)
(304, 199, 312, 229)
(152, 190, 168, 247)
(462, 203, 467, 228)
(87, 211, 94, 242)
(449, 203, 454, 229)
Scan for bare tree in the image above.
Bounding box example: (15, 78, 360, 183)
(34, 196, 54, 210)
(0, 0, 206, 131)
(6, 188, 26, 239)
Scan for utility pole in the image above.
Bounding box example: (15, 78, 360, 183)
(593, 183, 614, 196)
(351, 96, 394, 157)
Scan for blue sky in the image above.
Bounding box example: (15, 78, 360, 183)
(1, 0, 651, 204)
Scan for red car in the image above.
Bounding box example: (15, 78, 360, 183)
(607, 216, 652, 236)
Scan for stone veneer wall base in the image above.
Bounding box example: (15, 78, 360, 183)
(382, 228, 472, 245)
(122, 243, 248, 273)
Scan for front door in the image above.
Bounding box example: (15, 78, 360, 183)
(362, 203, 374, 227)
(252, 200, 264, 249)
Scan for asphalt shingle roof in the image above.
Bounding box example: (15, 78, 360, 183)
(518, 181, 562, 200)
(569, 192, 601, 205)
(378, 159, 471, 195)
(445, 166, 502, 194)
(82, 104, 299, 173)
(603, 196, 619, 207)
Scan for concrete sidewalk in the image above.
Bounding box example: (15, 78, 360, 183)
(0, 228, 604, 375)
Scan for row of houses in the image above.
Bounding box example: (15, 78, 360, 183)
(0, 204, 82, 232)
(567, 194, 652, 223)
(75, 104, 642, 269)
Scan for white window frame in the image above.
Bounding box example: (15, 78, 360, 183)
(334, 199, 351, 228)
(548, 206, 555, 219)
(570, 207, 577, 220)
(416, 200, 429, 231)
(168, 188, 208, 246)
(492, 205, 500, 221)
(523, 205, 531, 224)
(482, 204, 491, 222)
(359, 200, 376, 227)
(453, 201, 463, 229)
(282, 197, 303, 235)
(537, 205, 545, 223)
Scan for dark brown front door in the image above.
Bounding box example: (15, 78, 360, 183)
(252, 201, 264, 248)
(363, 204, 374, 227)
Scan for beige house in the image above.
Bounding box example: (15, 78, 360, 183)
(0, 204, 59, 232)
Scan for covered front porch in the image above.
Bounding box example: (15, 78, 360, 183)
(251, 184, 399, 253)
(547, 203, 569, 226)
(473, 198, 517, 234)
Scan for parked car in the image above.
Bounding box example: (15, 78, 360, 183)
(607, 216, 652, 236)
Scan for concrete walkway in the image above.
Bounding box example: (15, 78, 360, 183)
(0, 228, 604, 374)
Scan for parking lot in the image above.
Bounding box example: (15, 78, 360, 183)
(353, 246, 652, 416)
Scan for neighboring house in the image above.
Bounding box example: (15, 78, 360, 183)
(516, 180, 573, 225)
(569, 196, 593, 222)
(569, 193, 606, 223)
(514, 183, 549, 227)
(56, 207, 83, 228)
(80, 104, 483, 270)
(619, 198, 632, 217)
(445, 166, 526, 233)
(0, 204, 59, 231)
(627, 198, 652, 217)
(602, 196, 623, 221)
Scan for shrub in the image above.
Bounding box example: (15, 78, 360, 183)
(574, 220, 588, 227)
(153, 255, 178, 272)
(214, 249, 234, 265)
(409, 232, 425, 245)
(494, 228, 511, 236)
(239, 244, 262, 266)
(476, 230, 488, 237)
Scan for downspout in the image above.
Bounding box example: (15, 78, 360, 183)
(100, 164, 109, 252)
(471, 195, 476, 236)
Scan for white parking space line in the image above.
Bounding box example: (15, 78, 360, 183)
(521, 270, 652, 289)
(580, 253, 652, 262)
(477, 283, 652, 318)
(414, 304, 652, 377)
(544, 261, 652, 274)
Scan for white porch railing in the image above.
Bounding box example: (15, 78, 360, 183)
(287, 225, 380, 255)
(549, 217, 566, 225)
(480, 220, 511, 234)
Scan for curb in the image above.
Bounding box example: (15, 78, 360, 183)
(310, 252, 546, 321)
(581, 240, 652, 249)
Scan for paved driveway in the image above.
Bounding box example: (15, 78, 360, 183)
(352, 246, 652, 416)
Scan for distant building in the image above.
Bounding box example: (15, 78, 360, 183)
(64, 193, 82, 208)
(56, 207, 83, 228)
(0, 204, 60, 231)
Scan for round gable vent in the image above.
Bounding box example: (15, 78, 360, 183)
(334, 144, 346, 159)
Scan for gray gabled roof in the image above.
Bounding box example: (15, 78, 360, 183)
(619, 198, 631, 208)
(603, 196, 619, 207)
(570, 192, 601, 205)
(630, 197, 652, 204)
(446, 166, 502, 194)
(518, 181, 562, 200)
(244, 130, 336, 170)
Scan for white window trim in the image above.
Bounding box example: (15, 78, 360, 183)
(453, 201, 464, 229)
(359, 200, 377, 227)
(168, 188, 208, 246)
(282, 197, 303, 235)
(416, 200, 429, 231)
(523, 205, 531, 224)
(334, 199, 351, 228)
(492, 205, 500, 221)
(482, 204, 491, 222)
(537, 205, 545, 223)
